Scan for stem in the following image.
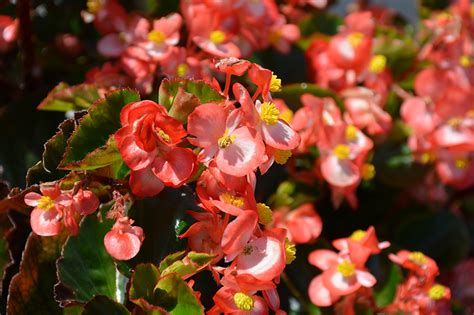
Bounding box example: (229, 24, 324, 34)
(281, 272, 310, 312)
(223, 73, 231, 97)
(16, 0, 34, 89)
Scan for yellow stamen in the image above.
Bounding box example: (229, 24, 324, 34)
(233, 292, 254, 311)
(220, 193, 245, 208)
(447, 117, 462, 128)
(471, 3, 474, 17)
(176, 64, 188, 77)
(350, 229, 366, 241)
(362, 163, 375, 181)
(269, 30, 282, 45)
(408, 251, 427, 266)
(38, 196, 55, 211)
(260, 102, 280, 125)
(455, 158, 468, 169)
(459, 55, 471, 68)
(87, 0, 102, 13)
(280, 109, 293, 124)
(346, 125, 358, 141)
(256, 203, 273, 225)
(421, 152, 436, 164)
(428, 284, 447, 301)
(270, 73, 282, 92)
(209, 30, 226, 44)
(274, 149, 292, 165)
(217, 130, 236, 149)
(148, 30, 166, 45)
(337, 260, 356, 277)
(157, 129, 170, 143)
(369, 55, 387, 73)
(347, 32, 364, 48)
(285, 238, 296, 264)
(333, 144, 351, 160)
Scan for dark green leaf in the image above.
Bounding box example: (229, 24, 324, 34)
(374, 264, 402, 307)
(60, 89, 140, 168)
(82, 296, 130, 315)
(7, 233, 67, 315)
(153, 273, 203, 314)
(38, 83, 101, 112)
(56, 214, 121, 304)
(129, 263, 161, 305)
(298, 12, 342, 37)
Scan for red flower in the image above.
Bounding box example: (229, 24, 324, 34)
(104, 217, 144, 260)
(115, 100, 197, 197)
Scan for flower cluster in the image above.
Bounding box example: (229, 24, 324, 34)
(83, 0, 300, 93)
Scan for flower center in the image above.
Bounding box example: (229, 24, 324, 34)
(350, 229, 366, 241)
(156, 129, 171, 143)
(408, 251, 427, 266)
(280, 109, 293, 124)
(333, 144, 351, 160)
(87, 0, 102, 13)
(256, 203, 273, 225)
(369, 55, 387, 73)
(243, 245, 254, 255)
(260, 102, 280, 125)
(285, 238, 296, 264)
(274, 149, 292, 165)
(421, 152, 436, 164)
(269, 30, 282, 45)
(176, 63, 188, 77)
(337, 260, 356, 277)
(148, 30, 166, 44)
(428, 284, 446, 300)
(217, 130, 236, 149)
(270, 73, 282, 92)
(362, 163, 375, 181)
(459, 55, 471, 68)
(346, 125, 358, 141)
(447, 117, 462, 128)
(38, 196, 55, 211)
(233, 292, 254, 311)
(220, 193, 245, 208)
(209, 30, 226, 44)
(347, 32, 364, 48)
(455, 158, 468, 169)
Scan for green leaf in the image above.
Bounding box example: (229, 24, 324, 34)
(272, 83, 344, 111)
(82, 296, 130, 315)
(38, 82, 101, 112)
(395, 211, 470, 269)
(56, 214, 121, 304)
(158, 251, 187, 272)
(153, 273, 203, 315)
(7, 233, 67, 315)
(298, 12, 342, 37)
(167, 87, 202, 123)
(129, 263, 161, 306)
(60, 89, 140, 168)
(26, 119, 75, 186)
(158, 79, 223, 110)
(160, 251, 214, 280)
(374, 264, 402, 307)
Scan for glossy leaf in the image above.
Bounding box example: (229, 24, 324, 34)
(56, 213, 121, 304)
(153, 273, 203, 314)
(7, 233, 67, 315)
(82, 295, 130, 315)
(160, 251, 214, 279)
(129, 263, 161, 309)
(158, 79, 223, 110)
(60, 89, 140, 168)
(37, 82, 101, 112)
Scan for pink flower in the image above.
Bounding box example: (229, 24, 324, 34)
(104, 217, 144, 260)
(187, 103, 264, 177)
(24, 184, 72, 236)
(0, 16, 17, 53)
